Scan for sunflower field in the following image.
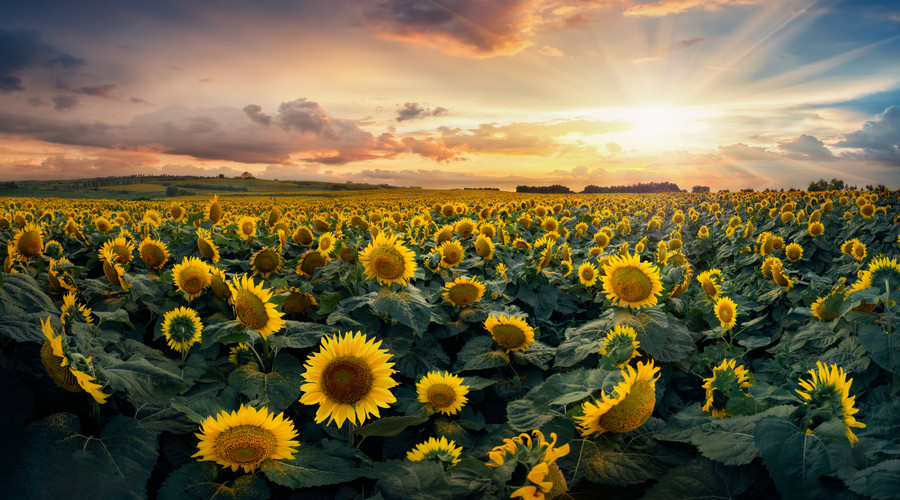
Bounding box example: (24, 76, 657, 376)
(1, 188, 899, 499)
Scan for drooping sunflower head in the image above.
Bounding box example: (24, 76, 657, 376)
(197, 228, 220, 263)
(795, 361, 866, 445)
(206, 194, 223, 224)
(599, 325, 640, 369)
(228, 273, 285, 338)
(100, 237, 135, 265)
(251, 246, 282, 278)
(14, 222, 44, 259)
(442, 276, 486, 307)
(437, 240, 465, 269)
(193, 404, 300, 473)
(714, 296, 738, 330)
(702, 359, 752, 418)
(601, 253, 663, 309)
(578, 261, 599, 287)
(282, 287, 317, 316)
(299, 330, 399, 428)
(696, 268, 723, 298)
(48, 257, 77, 294)
(474, 234, 495, 260)
(139, 237, 170, 270)
(60, 292, 93, 326)
(161, 306, 203, 353)
(416, 370, 470, 415)
(486, 430, 570, 500)
(292, 226, 315, 246)
(407, 436, 463, 468)
(359, 232, 417, 285)
(484, 314, 535, 353)
(39, 317, 108, 404)
(577, 360, 660, 436)
(173, 256, 211, 301)
(208, 267, 233, 304)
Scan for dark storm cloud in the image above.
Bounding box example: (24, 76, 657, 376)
(396, 102, 448, 122)
(243, 104, 272, 126)
(0, 29, 85, 92)
(835, 106, 900, 165)
(0, 111, 112, 146)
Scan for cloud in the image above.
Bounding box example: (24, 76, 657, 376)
(51, 95, 78, 110)
(277, 98, 331, 134)
(396, 102, 449, 122)
(537, 45, 564, 57)
(2, 151, 159, 180)
(243, 104, 272, 126)
(0, 29, 85, 92)
(624, 0, 763, 18)
(776, 134, 834, 160)
(652, 37, 707, 53)
(437, 118, 629, 156)
(834, 106, 900, 165)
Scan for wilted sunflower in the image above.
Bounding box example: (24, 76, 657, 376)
(702, 359, 752, 418)
(197, 228, 220, 263)
(229, 274, 285, 338)
(599, 325, 640, 369)
(696, 269, 723, 298)
(173, 256, 210, 301)
(496, 262, 508, 282)
(577, 360, 660, 436)
(39, 317, 108, 404)
(474, 233, 495, 260)
(485, 314, 535, 353)
(282, 287, 317, 316)
(60, 292, 93, 326)
(714, 296, 738, 330)
(437, 240, 465, 269)
(439, 273, 484, 303)
(417, 370, 470, 415)
(161, 306, 203, 353)
(238, 216, 257, 241)
(13, 222, 44, 259)
(407, 436, 463, 468)
(487, 430, 570, 500)
(193, 404, 299, 473)
(578, 261, 599, 287)
(251, 246, 282, 278)
(139, 237, 170, 269)
(600, 253, 663, 309)
(359, 232, 417, 286)
(299, 331, 399, 428)
(795, 361, 866, 445)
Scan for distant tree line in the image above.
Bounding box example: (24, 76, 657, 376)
(582, 181, 683, 193)
(464, 187, 500, 190)
(516, 184, 573, 194)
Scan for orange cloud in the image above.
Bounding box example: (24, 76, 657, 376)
(624, 0, 762, 18)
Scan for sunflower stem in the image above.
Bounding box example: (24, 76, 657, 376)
(348, 421, 356, 447)
(247, 341, 267, 372)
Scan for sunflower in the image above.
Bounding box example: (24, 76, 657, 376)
(317, 231, 337, 256)
(437, 240, 465, 269)
(250, 246, 282, 278)
(850, 241, 867, 261)
(197, 228, 220, 264)
(282, 287, 318, 316)
(474, 233, 495, 260)
(292, 226, 315, 246)
(417, 370, 470, 415)
(206, 194, 223, 224)
(696, 269, 723, 298)
(43, 239, 64, 259)
(407, 436, 463, 468)
(860, 204, 875, 218)
(702, 359, 752, 418)
(99, 247, 132, 291)
(13, 222, 44, 259)
(99, 237, 135, 265)
(299, 331, 399, 428)
(161, 306, 203, 353)
(577, 261, 599, 287)
(173, 256, 210, 301)
(841, 238, 859, 256)
(795, 361, 866, 445)
(600, 253, 663, 309)
(811, 291, 842, 321)
(785, 243, 803, 262)
(60, 292, 93, 326)
(433, 224, 455, 244)
(229, 274, 285, 338)
(359, 232, 417, 286)
(143, 209, 161, 227)
(808, 221, 824, 238)
(454, 218, 477, 238)
(599, 325, 640, 369)
(237, 216, 257, 241)
(208, 267, 233, 303)
(39, 317, 108, 404)
(714, 296, 738, 330)
(169, 202, 185, 222)
(487, 430, 570, 500)
(48, 257, 77, 294)
(496, 262, 508, 282)
(228, 343, 257, 367)
(296, 249, 329, 277)
(577, 360, 660, 436)
(442, 276, 486, 307)
(193, 404, 299, 473)
(139, 237, 170, 270)
(94, 216, 112, 234)
(866, 255, 900, 296)
(485, 314, 535, 353)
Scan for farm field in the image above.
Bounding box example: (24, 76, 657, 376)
(1, 188, 898, 499)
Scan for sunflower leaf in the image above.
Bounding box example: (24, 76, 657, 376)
(453, 336, 510, 372)
(261, 441, 366, 488)
(101, 355, 188, 405)
(846, 459, 900, 500)
(356, 416, 430, 439)
(227, 352, 304, 413)
(371, 460, 451, 500)
(269, 321, 336, 349)
(158, 461, 271, 500)
(372, 287, 432, 334)
(643, 457, 758, 500)
(858, 323, 900, 374)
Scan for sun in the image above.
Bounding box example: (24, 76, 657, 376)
(581, 105, 716, 153)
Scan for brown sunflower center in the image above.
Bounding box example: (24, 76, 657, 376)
(475, 239, 491, 258)
(321, 355, 374, 404)
(112, 245, 130, 264)
(787, 247, 801, 261)
(441, 247, 461, 266)
(40, 341, 80, 393)
(198, 239, 216, 260)
(283, 292, 313, 315)
(208, 202, 222, 223)
(369, 247, 404, 280)
(701, 278, 718, 298)
(17, 230, 43, 257)
(180, 267, 207, 295)
(254, 250, 279, 273)
(456, 222, 474, 237)
(426, 383, 457, 409)
(448, 283, 479, 306)
(718, 305, 733, 323)
(610, 267, 653, 303)
(241, 221, 255, 236)
(300, 251, 327, 276)
(599, 380, 656, 433)
(492, 324, 526, 349)
(216, 425, 276, 467)
(581, 267, 595, 281)
(141, 245, 166, 268)
(234, 290, 269, 330)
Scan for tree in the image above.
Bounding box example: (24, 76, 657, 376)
(166, 185, 179, 197)
(692, 185, 710, 193)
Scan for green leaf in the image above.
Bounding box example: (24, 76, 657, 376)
(201, 320, 250, 348)
(506, 398, 555, 432)
(446, 458, 493, 499)
(755, 416, 846, 498)
(373, 460, 451, 500)
(269, 321, 336, 349)
(643, 458, 758, 500)
(553, 319, 610, 368)
(372, 287, 432, 333)
(12, 413, 158, 500)
(859, 323, 900, 374)
(158, 461, 271, 500)
(356, 416, 430, 439)
(227, 353, 304, 413)
(846, 460, 900, 500)
(94, 308, 134, 327)
(102, 355, 187, 405)
(261, 441, 366, 489)
(453, 336, 509, 372)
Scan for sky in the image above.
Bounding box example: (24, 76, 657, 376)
(1, 0, 899, 191)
